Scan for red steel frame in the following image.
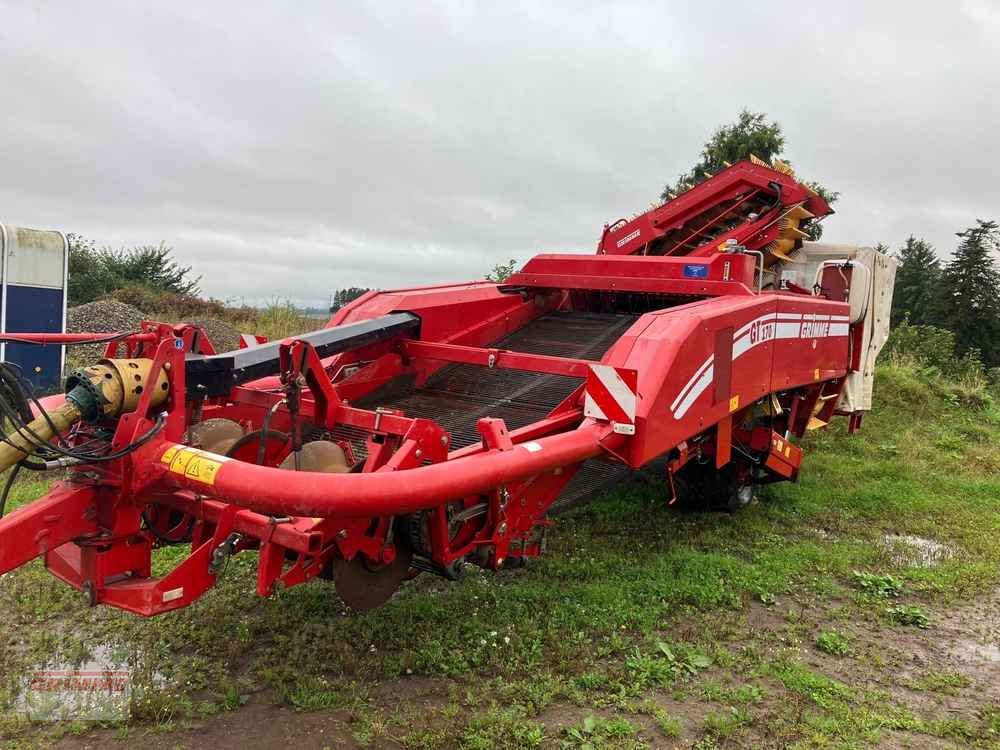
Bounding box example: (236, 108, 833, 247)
(0, 159, 866, 615)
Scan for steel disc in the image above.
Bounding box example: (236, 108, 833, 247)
(191, 418, 244, 454)
(332, 543, 413, 611)
(278, 440, 350, 473)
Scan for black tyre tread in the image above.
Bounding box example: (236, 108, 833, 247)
(674, 461, 751, 513)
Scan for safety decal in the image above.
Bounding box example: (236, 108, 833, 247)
(161, 445, 229, 486)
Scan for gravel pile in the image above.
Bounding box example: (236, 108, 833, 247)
(66, 299, 146, 363)
(184, 317, 241, 353)
(65, 302, 243, 367)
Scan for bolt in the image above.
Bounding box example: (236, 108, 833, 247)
(415, 448, 422, 458)
(497, 522, 507, 536)
(440, 435, 447, 446)
(496, 557, 505, 568)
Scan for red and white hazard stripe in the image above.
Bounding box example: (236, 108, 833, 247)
(584, 364, 638, 435)
(239, 333, 268, 348)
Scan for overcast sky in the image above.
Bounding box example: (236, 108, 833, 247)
(2, 1, 998, 306)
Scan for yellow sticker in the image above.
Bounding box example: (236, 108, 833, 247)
(170, 449, 196, 475)
(728, 395, 740, 412)
(784, 445, 791, 458)
(814, 368, 820, 380)
(184, 455, 224, 485)
(164, 447, 227, 486)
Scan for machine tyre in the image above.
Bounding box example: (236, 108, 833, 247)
(674, 460, 754, 513)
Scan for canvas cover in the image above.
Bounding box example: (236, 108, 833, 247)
(776, 243, 897, 412)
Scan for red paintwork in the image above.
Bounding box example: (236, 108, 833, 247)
(0, 159, 865, 615)
(507, 252, 757, 295)
(596, 159, 832, 257)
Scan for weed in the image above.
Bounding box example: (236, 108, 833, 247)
(639, 701, 682, 737)
(563, 714, 640, 749)
(275, 676, 368, 712)
(816, 629, 851, 656)
(886, 604, 931, 628)
(703, 706, 752, 739)
(624, 641, 711, 688)
(852, 570, 903, 597)
(980, 705, 1000, 734)
(457, 704, 544, 749)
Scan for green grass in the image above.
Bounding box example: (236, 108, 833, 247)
(1, 363, 999, 747)
(815, 629, 851, 656)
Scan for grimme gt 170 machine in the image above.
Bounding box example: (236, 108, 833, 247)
(0, 158, 895, 613)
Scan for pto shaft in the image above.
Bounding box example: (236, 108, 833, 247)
(0, 401, 83, 472)
(0, 358, 169, 473)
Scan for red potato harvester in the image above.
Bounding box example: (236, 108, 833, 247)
(0, 159, 896, 614)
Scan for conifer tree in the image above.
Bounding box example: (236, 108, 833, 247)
(938, 220, 1000, 367)
(891, 236, 941, 327)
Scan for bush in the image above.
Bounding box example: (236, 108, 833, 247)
(67, 235, 200, 305)
(107, 286, 232, 319)
(883, 320, 957, 372)
(883, 320, 994, 405)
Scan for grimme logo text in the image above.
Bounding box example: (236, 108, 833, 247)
(800, 319, 831, 338)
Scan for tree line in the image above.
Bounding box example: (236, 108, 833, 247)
(891, 222, 1000, 368)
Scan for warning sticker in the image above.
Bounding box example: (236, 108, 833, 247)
(161, 446, 228, 486)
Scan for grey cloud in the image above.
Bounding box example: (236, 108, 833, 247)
(2, 0, 997, 305)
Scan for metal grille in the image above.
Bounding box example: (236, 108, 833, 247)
(337, 312, 636, 505)
(550, 458, 634, 515)
(354, 312, 635, 451)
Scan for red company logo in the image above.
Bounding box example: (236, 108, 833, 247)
(28, 670, 131, 693)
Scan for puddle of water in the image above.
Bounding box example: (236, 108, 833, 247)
(883, 533, 954, 568)
(955, 639, 1000, 663)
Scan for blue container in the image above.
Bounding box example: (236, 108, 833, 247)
(1, 225, 68, 392)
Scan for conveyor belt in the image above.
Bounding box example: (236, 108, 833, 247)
(339, 311, 637, 509)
